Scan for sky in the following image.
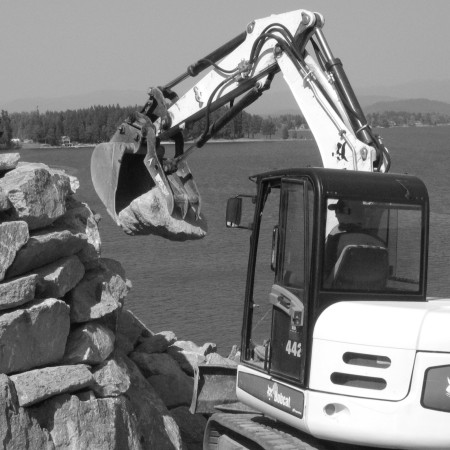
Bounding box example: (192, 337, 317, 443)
(2, 0, 450, 105)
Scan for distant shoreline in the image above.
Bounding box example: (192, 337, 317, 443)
(11, 137, 314, 150)
(7, 124, 450, 151)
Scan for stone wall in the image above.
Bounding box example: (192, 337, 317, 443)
(0, 153, 238, 449)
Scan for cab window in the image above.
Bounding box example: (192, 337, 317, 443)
(323, 199, 423, 293)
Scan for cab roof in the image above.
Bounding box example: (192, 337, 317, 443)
(252, 167, 428, 206)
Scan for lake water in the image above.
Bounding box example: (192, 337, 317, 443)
(12, 126, 450, 353)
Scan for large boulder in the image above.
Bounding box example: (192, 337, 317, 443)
(118, 187, 207, 240)
(0, 221, 29, 281)
(0, 274, 37, 311)
(0, 153, 20, 172)
(0, 165, 72, 230)
(0, 298, 70, 374)
(120, 353, 185, 449)
(33, 255, 85, 299)
(6, 229, 88, 279)
(10, 365, 94, 407)
(129, 352, 182, 378)
(115, 308, 153, 347)
(114, 331, 135, 355)
(53, 199, 101, 263)
(14, 162, 79, 194)
(0, 186, 11, 211)
(129, 351, 194, 408)
(147, 373, 194, 409)
(134, 331, 177, 354)
(167, 341, 217, 376)
(0, 374, 54, 449)
(29, 391, 142, 450)
(204, 352, 238, 366)
(65, 258, 130, 323)
(30, 353, 187, 449)
(92, 354, 131, 398)
(63, 322, 115, 365)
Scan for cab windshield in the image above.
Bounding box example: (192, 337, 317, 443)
(323, 198, 423, 293)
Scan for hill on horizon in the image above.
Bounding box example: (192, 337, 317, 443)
(364, 98, 450, 115)
(4, 79, 450, 117)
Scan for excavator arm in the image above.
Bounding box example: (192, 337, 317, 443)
(90, 8, 390, 236)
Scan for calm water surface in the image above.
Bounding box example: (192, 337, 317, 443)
(13, 126, 450, 353)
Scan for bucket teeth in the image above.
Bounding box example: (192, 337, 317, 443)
(169, 161, 202, 219)
(168, 173, 189, 219)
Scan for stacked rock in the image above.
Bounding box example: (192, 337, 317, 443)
(0, 152, 236, 450)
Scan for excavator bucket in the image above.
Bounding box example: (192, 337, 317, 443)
(90, 139, 201, 226)
(91, 141, 146, 222)
(190, 364, 239, 415)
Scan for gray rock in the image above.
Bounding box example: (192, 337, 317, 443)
(0, 221, 29, 281)
(0, 153, 20, 171)
(53, 199, 101, 262)
(205, 352, 238, 366)
(15, 162, 79, 195)
(171, 406, 207, 450)
(10, 364, 94, 407)
(0, 298, 70, 374)
(34, 255, 85, 299)
(131, 351, 195, 407)
(6, 229, 88, 279)
(171, 340, 217, 355)
(29, 392, 142, 449)
(167, 341, 216, 376)
(0, 374, 54, 449)
(63, 322, 115, 365)
(0, 186, 11, 211)
(147, 373, 194, 409)
(31, 354, 186, 449)
(200, 342, 218, 355)
(114, 331, 135, 354)
(92, 354, 131, 398)
(115, 308, 153, 346)
(167, 350, 206, 377)
(118, 187, 207, 240)
(65, 258, 130, 323)
(129, 351, 182, 378)
(0, 274, 37, 311)
(120, 353, 185, 449)
(135, 330, 177, 354)
(0, 165, 72, 230)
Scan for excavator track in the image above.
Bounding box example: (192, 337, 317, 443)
(205, 413, 335, 450)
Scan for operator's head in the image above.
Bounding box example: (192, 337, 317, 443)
(328, 200, 364, 229)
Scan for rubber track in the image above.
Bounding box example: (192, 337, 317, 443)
(207, 413, 332, 450)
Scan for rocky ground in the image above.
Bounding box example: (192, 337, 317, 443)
(0, 152, 238, 449)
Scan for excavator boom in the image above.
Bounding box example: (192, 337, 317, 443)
(90, 8, 389, 238)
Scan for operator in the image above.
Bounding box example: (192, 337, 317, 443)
(323, 199, 384, 283)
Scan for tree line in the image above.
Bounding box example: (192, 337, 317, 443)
(2, 105, 449, 150)
(0, 105, 308, 149)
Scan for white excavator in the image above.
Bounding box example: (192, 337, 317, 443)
(90, 8, 450, 450)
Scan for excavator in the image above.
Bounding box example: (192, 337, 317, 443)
(90, 8, 450, 450)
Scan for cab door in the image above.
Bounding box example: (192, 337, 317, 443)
(269, 179, 312, 386)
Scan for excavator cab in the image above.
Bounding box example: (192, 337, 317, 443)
(193, 167, 428, 420)
(237, 168, 428, 393)
(197, 168, 428, 434)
